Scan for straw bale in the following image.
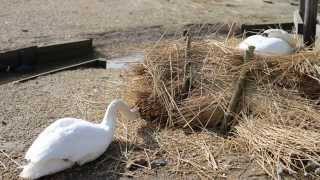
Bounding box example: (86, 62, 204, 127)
(128, 38, 320, 178)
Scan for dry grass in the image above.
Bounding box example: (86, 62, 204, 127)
(127, 37, 320, 179)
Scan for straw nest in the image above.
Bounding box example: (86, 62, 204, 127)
(127, 38, 320, 178)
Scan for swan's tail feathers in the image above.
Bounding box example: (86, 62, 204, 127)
(20, 163, 40, 179)
(20, 160, 73, 179)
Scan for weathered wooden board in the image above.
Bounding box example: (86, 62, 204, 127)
(37, 39, 93, 63)
(303, 0, 318, 46)
(240, 23, 294, 36)
(294, 10, 304, 34)
(0, 39, 93, 72)
(13, 58, 106, 83)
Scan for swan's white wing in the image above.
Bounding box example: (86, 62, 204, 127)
(238, 35, 293, 56)
(25, 118, 112, 163)
(238, 35, 265, 51)
(254, 37, 293, 55)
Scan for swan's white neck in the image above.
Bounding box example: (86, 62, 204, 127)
(101, 99, 137, 129)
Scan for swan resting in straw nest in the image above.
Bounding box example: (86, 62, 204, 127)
(238, 29, 296, 56)
(20, 99, 139, 179)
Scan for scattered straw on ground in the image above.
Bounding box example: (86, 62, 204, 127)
(127, 37, 320, 179)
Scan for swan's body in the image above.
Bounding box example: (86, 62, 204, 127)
(238, 29, 295, 56)
(20, 99, 138, 179)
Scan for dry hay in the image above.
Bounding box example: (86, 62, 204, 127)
(127, 37, 320, 178)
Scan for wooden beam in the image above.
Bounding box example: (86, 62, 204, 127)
(0, 39, 93, 73)
(241, 23, 294, 37)
(300, 0, 306, 18)
(303, 0, 318, 46)
(13, 58, 106, 83)
(37, 39, 93, 63)
(294, 10, 304, 34)
(0, 50, 19, 70)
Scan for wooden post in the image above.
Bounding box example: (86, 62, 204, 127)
(185, 33, 191, 59)
(303, 0, 318, 47)
(184, 32, 193, 94)
(220, 46, 255, 133)
(300, 0, 306, 18)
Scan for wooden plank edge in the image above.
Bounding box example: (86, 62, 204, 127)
(294, 10, 304, 34)
(0, 39, 93, 71)
(12, 58, 106, 84)
(240, 22, 294, 37)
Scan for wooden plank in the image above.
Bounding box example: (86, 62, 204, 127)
(0, 50, 19, 71)
(316, 24, 320, 38)
(37, 39, 92, 54)
(13, 58, 106, 83)
(300, 0, 306, 18)
(294, 10, 304, 34)
(0, 46, 37, 70)
(0, 39, 93, 73)
(19, 46, 37, 66)
(303, 0, 318, 46)
(241, 23, 294, 37)
(37, 39, 93, 63)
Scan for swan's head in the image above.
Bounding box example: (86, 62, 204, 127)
(125, 107, 140, 121)
(262, 29, 296, 47)
(102, 99, 140, 127)
(107, 99, 140, 121)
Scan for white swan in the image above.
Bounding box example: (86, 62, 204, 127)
(238, 29, 295, 56)
(20, 99, 138, 179)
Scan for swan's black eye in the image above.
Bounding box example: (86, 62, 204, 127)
(262, 33, 268, 37)
(62, 158, 70, 162)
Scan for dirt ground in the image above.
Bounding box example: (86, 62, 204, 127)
(0, 0, 304, 179)
(0, 0, 297, 51)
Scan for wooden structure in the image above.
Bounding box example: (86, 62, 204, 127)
(0, 39, 108, 84)
(242, 0, 318, 47)
(240, 23, 294, 37)
(13, 58, 106, 83)
(295, 0, 318, 46)
(0, 39, 93, 72)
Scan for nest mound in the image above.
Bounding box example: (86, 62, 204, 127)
(127, 38, 320, 178)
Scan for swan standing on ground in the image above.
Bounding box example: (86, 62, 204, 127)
(238, 29, 296, 56)
(20, 99, 138, 179)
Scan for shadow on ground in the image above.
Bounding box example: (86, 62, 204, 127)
(41, 140, 134, 180)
